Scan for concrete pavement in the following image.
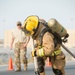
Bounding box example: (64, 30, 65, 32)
(0, 61, 75, 75)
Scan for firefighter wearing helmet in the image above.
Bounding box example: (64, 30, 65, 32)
(22, 15, 66, 75)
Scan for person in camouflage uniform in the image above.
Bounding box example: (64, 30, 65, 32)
(22, 15, 66, 75)
(10, 21, 30, 72)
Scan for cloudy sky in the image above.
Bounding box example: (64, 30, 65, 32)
(0, 0, 75, 39)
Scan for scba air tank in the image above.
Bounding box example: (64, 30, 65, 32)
(47, 18, 67, 37)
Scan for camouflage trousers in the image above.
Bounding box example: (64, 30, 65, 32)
(14, 42, 28, 69)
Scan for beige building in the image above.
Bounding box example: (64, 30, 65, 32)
(4, 29, 75, 48)
(64, 29, 75, 48)
(4, 30, 12, 47)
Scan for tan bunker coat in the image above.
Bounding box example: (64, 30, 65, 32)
(32, 22, 66, 75)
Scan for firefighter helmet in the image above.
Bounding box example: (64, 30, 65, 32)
(22, 15, 39, 36)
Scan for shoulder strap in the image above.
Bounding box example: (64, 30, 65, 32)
(40, 28, 49, 46)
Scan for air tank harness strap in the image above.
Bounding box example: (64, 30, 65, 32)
(51, 49, 61, 56)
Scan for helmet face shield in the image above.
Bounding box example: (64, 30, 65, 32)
(22, 28, 34, 36)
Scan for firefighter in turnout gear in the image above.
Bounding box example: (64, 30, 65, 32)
(22, 15, 66, 75)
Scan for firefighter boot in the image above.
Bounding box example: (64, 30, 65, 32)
(40, 72, 45, 75)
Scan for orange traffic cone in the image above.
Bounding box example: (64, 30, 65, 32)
(46, 57, 52, 67)
(8, 57, 14, 70)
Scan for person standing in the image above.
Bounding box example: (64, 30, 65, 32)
(22, 15, 67, 75)
(10, 21, 30, 72)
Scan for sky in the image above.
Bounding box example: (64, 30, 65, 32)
(0, 0, 75, 39)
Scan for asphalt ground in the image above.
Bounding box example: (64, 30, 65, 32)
(0, 61, 75, 75)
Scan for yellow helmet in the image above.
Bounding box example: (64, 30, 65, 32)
(22, 15, 39, 36)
